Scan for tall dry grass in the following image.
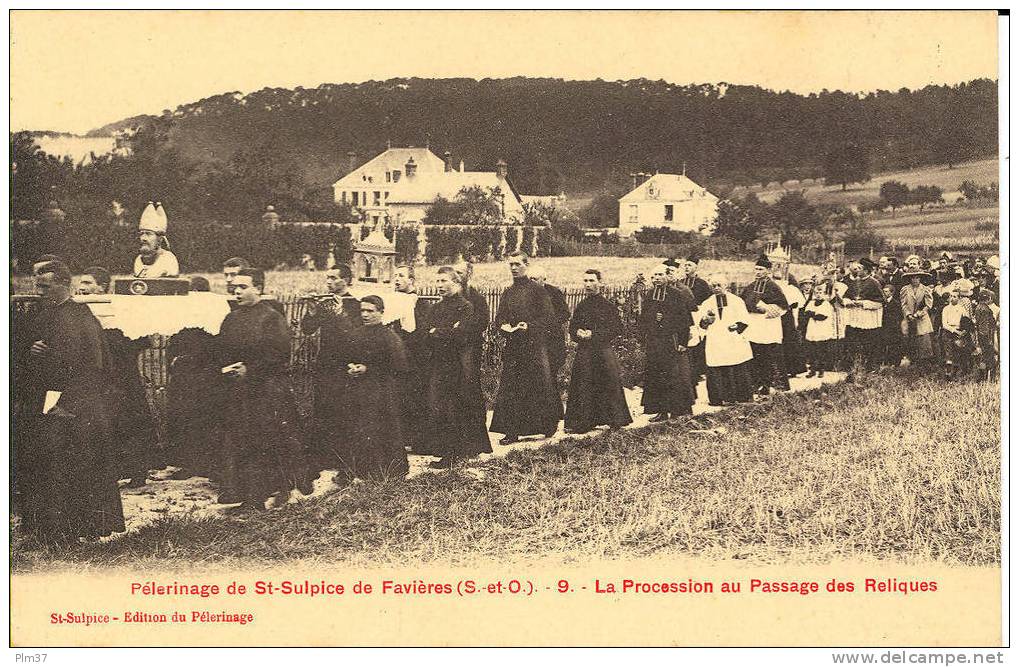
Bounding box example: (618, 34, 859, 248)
(12, 371, 1000, 571)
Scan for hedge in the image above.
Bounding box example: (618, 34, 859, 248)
(12, 219, 550, 274)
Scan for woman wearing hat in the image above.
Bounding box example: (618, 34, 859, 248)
(898, 267, 935, 368)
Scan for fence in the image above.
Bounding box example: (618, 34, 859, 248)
(12, 282, 646, 444)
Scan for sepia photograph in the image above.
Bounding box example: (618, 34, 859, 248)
(7, 9, 1006, 651)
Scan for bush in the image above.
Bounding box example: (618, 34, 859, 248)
(395, 226, 419, 264)
(521, 226, 536, 256)
(909, 185, 944, 211)
(633, 227, 704, 245)
(424, 226, 465, 264)
(504, 226, 521, 255)
(11, 216, 550, 273)
(536, 226, 553, 256)
(857, 199, 888, 214)
(959, 181, 998, 203)
(841, 223, 886, 256)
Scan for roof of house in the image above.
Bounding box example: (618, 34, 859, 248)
(387, 171, 522, 206)
(333, 147, 446, 188)
(619, 173, 718, 203)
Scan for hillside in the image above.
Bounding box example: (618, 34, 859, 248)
(78, 77, 997, 195)
(742, 157, 999, 206)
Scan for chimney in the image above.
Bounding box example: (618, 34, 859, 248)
(496, 158, 508, 181)
(347, 151, 357, 176)
(459, 160, 465, 173)
(444, 151, 453, 172)
(405, 156, 417, 179)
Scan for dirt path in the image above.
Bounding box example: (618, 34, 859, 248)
(113, 372, 846, 535)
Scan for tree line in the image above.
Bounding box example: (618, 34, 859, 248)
(45, 76, 997, 203)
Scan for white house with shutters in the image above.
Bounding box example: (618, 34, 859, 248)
(332, 147, 524, 226)
(617, 173, 718, 238)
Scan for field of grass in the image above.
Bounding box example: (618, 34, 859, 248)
(866, 205, 998, 236)
(743, 157, 999, 207)
(11, 257, 819, 295)
(12, 371, 999, 571)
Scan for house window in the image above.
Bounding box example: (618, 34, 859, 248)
(392, 171, 401, 183)
(374, 191, 381, 206)
(386, 172, 392, 183)
(372, 215, 380, 226)
(340, 192, 347, 204)
(665, 204, 674, 222)
(628, 204, 638, 224)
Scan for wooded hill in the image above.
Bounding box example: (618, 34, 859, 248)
(86, 77, 997, 195)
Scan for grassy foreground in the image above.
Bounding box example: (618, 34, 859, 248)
(12, 372, 999, 571)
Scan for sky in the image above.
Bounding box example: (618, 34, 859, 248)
(9, 10, 1000, 135)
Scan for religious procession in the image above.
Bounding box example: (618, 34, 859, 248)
(11, 203, 1002, 543)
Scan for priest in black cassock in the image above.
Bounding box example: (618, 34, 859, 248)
(456, 261, 491, 389)
(76, 265, 160, 487)
(682, 255, 712, 388)
(530, 264, 571, 384)
(564, 269, 632, 433)
(392, 264, 433, 454)
(638, 264, 696, 421)
(217, 269, 312, 510)
(338, 295, 411, 481)
(14, 261, 125, 540)
(301, 264, 362, 476)
(419, 267, 492, 467)
(489, 252, 564, 444)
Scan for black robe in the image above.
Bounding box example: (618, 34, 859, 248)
(638, 286, 695, 415)
(419, 295, 492, 459)
(301, 296, 361, 471)
(544, 283, 571, 377)
(683, 275, 712, 305)
(490, 277, 564, 437)
(166, 327, 222, 478)
(104, 329, 159, 479)
(339, 323, 411, 480)
(13, 299, 126, 539)
(393, 295, 433, 453)
(216, 301, 310, 504)
(462, 285, 491, 388)
(881, 296, 905, 365)
(780, 282, 807, 376)
(565, 294, 633, 432)
(684, 275, 712, 383)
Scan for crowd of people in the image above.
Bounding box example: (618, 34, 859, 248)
(11, 206, 1002, 542)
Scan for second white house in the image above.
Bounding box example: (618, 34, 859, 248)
(617, 173, 718, 238)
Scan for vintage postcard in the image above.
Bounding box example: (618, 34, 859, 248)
(7, 9, 1005, 653)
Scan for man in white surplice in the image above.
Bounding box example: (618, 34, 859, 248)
(694, 274, 757, 406)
